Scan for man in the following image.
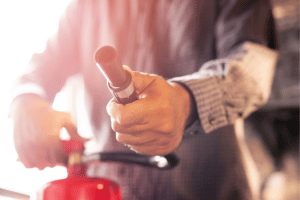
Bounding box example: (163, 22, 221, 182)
(10, 0, 278, 199)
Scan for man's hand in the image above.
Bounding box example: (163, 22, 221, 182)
(106, 66, 191, 155)
(10, 95, 88, 170)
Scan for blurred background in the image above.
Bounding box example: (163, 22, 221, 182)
(0, 0, 298, 199)
(244, 0, 299, 199)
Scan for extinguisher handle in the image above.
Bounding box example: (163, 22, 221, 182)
(82, 152, 179, 170)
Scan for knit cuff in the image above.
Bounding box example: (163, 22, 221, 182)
(10, 83, 47, 103)
(183, 76, 229, 133)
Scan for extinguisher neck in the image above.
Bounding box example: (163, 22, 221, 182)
(67, 152, 87, 177)
(68, 152, 82, 166)
(62, 139, 86, 176)
(67, 164, 87, 177)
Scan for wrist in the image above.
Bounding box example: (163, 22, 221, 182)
(171, 82, 197, 128)
(9, 94, 49, 117)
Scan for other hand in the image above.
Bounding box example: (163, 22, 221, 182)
(10, 95, 88, 170)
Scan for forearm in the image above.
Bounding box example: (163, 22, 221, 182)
(170, 81, 198, 129)
(171, 42, 279, 133)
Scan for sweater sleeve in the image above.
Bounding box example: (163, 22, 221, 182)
(171, 0, 279, 134)
(10, 0, 83, 104)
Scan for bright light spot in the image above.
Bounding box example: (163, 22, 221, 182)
(0, 0, 72, 195)
(53, 91, 68, 111)
(97, 184, 104, 190)
(0, 196, 21, 200)
(150, 156, 168, 168)
(59, 127, 71, 141)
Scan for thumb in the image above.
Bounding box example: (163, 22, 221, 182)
(58, 111, 90, 142)
(123, 65, 156, 94)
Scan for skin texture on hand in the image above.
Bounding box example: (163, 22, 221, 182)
(10, 94, 88, 170)
(106, 66, 191, 155)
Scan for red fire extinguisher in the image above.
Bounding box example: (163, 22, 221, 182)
(35, 139, 122, 200)
(34, 139, 178, 200)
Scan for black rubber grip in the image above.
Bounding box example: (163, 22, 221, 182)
(84, 152, 179, 170)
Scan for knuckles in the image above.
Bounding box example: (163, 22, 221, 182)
(111, 119, 122, 132)
(159, 121, 175, 133)
(116, 132, 129, 145)
(116, 114, 128, 126)
(160, 102, 174, 118)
